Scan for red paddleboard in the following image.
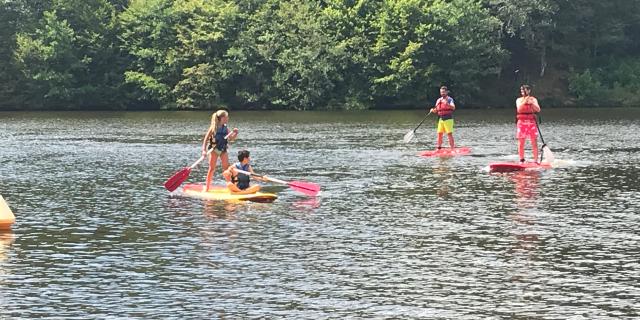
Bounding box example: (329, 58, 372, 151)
(489, 162, 552, 173)
(419, 147, 471, 157)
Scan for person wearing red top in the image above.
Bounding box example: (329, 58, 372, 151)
(515, 85, 541, 163)
(429, 86, 456, 149)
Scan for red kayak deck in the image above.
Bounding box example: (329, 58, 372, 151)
(489, 162, 552, 173)
(419, 147, 471, 157)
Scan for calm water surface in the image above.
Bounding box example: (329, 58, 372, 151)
(1, 109, 639, 319)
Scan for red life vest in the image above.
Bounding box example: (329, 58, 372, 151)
(517, 97, 537, 121)
(436, 97, 454, 117)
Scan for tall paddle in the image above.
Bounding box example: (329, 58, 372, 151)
(163, 132, 233, 192)
(535, 115, 554, 163)
(235, 169, 320, 197)
(403, 111, 432, 143)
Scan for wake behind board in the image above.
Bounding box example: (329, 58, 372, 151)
(181, 184, 277, 203)
(489, 162, 552, 173)
(419, 147, 471, 157)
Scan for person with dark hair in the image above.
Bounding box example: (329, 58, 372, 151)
(516, 84, 541, 163)
(223, 150, 264, 194)
(429, 86, 456, 149)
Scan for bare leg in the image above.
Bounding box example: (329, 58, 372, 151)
(436, 132, 443, 149)
(205, 153, 219, 191)
(227, 183, 261, 194)
(531, 138, 539, 163)
(518, 138, 526, 162)
(220, 152, 230, 171)
(447, 133, 455, 149)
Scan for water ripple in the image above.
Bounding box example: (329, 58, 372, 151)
(0, 110, 638, 318)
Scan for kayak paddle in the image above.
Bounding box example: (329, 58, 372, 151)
(535, 115, 554, 163)
(164, 149, 213, 192)
(164, 132, 234, 192)
(403, 111, 432, 143)
(235, 169, 321, 196)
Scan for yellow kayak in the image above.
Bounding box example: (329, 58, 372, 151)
(181, 184, 277, 203)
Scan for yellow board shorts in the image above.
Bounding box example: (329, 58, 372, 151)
(437, 118, 454, 134)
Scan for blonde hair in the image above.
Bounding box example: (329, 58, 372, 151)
(210, 110, 228, 131)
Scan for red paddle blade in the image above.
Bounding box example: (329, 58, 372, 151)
(164, 167, 192, 192)
(288, 181, 321, 196)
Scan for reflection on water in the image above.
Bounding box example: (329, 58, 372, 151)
(432, 159, 453, 199)
(202, 199, 244, 218)
(1, 109, 639, 318)
(290, 197, 321, 211)
(510, 171, 541, 250)
(0, 231, 15, 263)
(506, 171, 541, 304)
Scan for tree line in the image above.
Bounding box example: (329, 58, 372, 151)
(1, 0, 639, 110)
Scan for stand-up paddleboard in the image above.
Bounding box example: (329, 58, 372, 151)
(489, 161, 552, 173)
(0, 195, 16, 230)
(181, 184, 277, 203)
(419, 147, 471, 157)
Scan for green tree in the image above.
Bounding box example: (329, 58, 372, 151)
(486, 0, 557, 77)
(323, 0, 505, 107)
(14, 10, 78, 108)
(0, 0, 55, 108)
(231, 0, 347, 110)
(119, 0, 239, 109)
(14, 0, 127, 109)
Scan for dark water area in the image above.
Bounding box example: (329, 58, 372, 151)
(1, 109, 639, 318)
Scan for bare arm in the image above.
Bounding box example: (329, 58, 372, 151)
(530, 97, 541, 113)
(222, 165, 234, 182)
(430, 98, 440, 113)
(202, 128, 213, 154)
(448, 98, 456, 111)
(247, 165, 268, 182)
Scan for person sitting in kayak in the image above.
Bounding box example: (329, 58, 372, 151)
(223, 150, 264, 194)
(516, 84, 541, 163)
(429, 86, 456, 149)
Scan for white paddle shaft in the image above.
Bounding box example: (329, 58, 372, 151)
(191, 148, 214, 169)
(235, 169, 287, 185)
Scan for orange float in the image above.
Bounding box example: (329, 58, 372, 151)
(0, 195, 16, 230)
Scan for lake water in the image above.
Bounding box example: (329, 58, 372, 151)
(1, 109, 639, 319)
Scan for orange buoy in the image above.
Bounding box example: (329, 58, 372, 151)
(0, 195, 16, 230)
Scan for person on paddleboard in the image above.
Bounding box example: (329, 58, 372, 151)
(202, 110, 238, 191)
(223, 150, 264, 194)
(516, 84, 541, 163)
(429, 86, 456, 149)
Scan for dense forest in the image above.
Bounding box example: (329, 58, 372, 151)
(1, 0, 639, 110)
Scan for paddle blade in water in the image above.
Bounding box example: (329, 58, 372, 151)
(403, 130, 415, 143)
(164, 167, 191, 192)
(288, 181, 321, 196)
(542, 145, 555, 163)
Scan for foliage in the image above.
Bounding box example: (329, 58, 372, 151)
(13, 0, 126, 109)
(119, 0, 239, 108)
(3, 0, 640, 109)
(569, 58, 640, 107)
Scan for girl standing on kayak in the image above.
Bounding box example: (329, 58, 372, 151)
(202, 110, 238, 191)
(516, 85, 541, 163)
(429, 86, 456, 149)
